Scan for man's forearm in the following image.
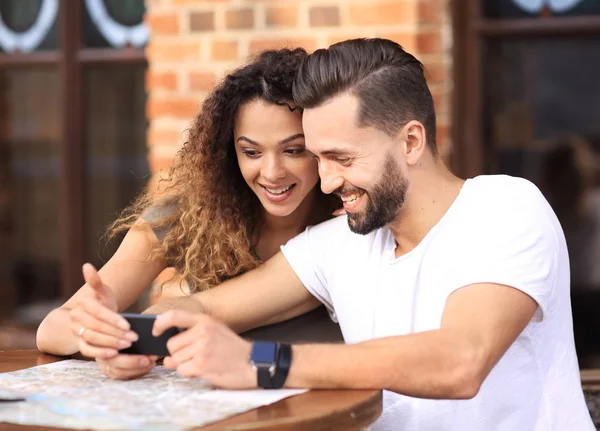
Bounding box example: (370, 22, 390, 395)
(285, 329, 483, 399)
(143, 294, 206, 315)
(36, 307, 79, 356)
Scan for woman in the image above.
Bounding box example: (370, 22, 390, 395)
(36, 48, 342, 377)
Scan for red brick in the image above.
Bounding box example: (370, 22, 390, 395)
(431, 90, 445, 112)
(146, 12, 179, 35)
(189, 11, 215, 32)
(249, 38, 317, 55)
(211, 40, 238, 61)
(147, 97, 200, 120)
(349, 2, 417, 26)
(436, 123, 449, 144)
(423, 61, 445, 84)
(225, 8, 254, 29)
(148, 128, 185, 148)
(148, 157, 175, 177)
(146, 42, 201, 62)
(309, 6, 340, 27)
(266, 6, 298, 28)
(189, 72, 217, 92)
(146, 71, 178, 91)
(327, 34, 375, 47)
(172, 0, 226, 4)
(418, 0, 443, 24)
(377, 32, 418, 53)
(416, 31, 442, 54)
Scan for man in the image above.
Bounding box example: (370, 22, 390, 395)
(73, 39, 594, 430)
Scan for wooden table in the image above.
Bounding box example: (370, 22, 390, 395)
(0, 350, 382, 431)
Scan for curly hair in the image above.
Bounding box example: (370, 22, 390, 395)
(109, 48, 336, 292)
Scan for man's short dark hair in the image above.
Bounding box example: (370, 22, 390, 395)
(293, 38, 437, 154)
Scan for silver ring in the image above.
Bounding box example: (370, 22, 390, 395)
(78, 326, 86, 337)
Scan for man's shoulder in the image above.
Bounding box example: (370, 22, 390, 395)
(310, 214, 352, 235)
(468, 174, 542, 200)
(305, 215, 386, 250)
(465, 175, 548, 215)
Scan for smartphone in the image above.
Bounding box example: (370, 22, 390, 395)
(118, 313, 182, 356)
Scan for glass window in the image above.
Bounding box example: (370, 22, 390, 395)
(0, 69, 62, 315)
(483, 37, 600, 366)
(0, 0, 59, 53)
(83, 64, 149, 269)
(83, 0, 148, 49)
(484, 0, 600, 18)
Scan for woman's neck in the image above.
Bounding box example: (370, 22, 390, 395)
(261, 187, 318, 235)
(254, 188, 319, 260)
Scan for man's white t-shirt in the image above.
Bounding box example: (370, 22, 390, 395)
(281, 175, 593, 431)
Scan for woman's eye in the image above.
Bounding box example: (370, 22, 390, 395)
(285, 148, 305, 156)
(242, 150, 260, 158)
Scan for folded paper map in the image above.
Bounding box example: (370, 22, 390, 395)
(0, 360, 306, 430)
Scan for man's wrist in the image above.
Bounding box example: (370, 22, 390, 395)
(249, 342, 292, 389)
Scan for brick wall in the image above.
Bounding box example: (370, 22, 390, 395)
(145, 0, 452, 182)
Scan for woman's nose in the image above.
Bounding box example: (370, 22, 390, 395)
(261, 156, 286, 182)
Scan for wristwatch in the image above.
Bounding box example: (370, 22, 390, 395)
(249, 341, 292, 389)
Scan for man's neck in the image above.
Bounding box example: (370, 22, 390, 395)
(388, 165, 465, 258)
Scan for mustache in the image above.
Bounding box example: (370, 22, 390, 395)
(333, 184, 365, 196)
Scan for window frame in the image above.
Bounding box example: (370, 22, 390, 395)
(451, 0, 600, 178)
(0, 0, 146, 299)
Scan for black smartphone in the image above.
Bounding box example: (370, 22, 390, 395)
(118, 313, 182, 356)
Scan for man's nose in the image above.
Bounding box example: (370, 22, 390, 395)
(319, 161, 343, 194)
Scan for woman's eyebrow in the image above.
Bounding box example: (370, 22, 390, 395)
(236, 136, 259, 145)
(278, 133, 305, 145)
(236, 134, 305, 146)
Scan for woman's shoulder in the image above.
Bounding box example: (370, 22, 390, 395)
(142, 195, 178, 221)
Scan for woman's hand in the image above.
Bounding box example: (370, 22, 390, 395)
(153, 310, 255, 388)
(69, 264, 139, 359)
(333, 207, 346, 216)
(97, 354, 157, 380)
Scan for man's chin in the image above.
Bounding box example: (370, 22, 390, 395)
(347, 214, 372, 235)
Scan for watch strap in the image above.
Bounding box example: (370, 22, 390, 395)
(270, 343, 291, 389)
(254, 343, 292, 389)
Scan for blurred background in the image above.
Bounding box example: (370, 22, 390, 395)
(0, 0, 598, 374)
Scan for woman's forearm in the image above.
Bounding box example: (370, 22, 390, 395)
(36, 307, 79, 356)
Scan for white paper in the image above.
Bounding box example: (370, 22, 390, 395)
(0, 360, 306, 430)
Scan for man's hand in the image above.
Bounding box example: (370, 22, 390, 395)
(153, 310, 255, 388)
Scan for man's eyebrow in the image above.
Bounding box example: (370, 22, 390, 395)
(319, 148, 352, 157)
(236, 134, 305, 146)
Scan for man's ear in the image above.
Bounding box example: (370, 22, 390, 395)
(400, 121, 427, 166)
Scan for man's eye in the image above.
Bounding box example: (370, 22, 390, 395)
(335, 157, 350, 164)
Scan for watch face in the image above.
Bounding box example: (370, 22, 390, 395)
(251, 342, 277, 364)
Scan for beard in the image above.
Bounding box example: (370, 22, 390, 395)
(340, 156, 408, 235)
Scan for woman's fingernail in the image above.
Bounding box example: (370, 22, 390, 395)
(125, 331, 138, 342)
(140, 357, 150, 367)
(117, 320, 130, 330)
(119, 340, 131, 348)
